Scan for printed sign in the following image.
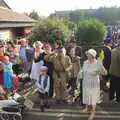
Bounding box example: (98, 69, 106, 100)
(24, 99, 34, 109)
(0, 30, 10, 41)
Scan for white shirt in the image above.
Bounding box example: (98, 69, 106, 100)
(106, 46, 111, 50)
(35, 75, 50, 94)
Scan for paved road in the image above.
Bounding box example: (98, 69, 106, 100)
(22, 91, 120, 120)
(23, 107, 120, 120)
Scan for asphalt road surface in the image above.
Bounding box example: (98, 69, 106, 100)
(22, 91, 120, 120)
(23, 107, 120, 120)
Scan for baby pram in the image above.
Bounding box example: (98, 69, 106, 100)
(0, 70, 37, 120)
(0, 86, 22, 120)
(0, 106, 22, 120)
(0, 85, 36, 120)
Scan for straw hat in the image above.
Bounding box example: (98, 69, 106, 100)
(86, 49, 97, 57)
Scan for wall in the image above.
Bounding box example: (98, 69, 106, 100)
(24, 27, 33, 35)
(0, 26, 33, 41)
(11, 27, 24, 38)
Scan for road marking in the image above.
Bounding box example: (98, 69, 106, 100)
(58, 113, 64, 117)
(31, 108, 120, 114)
(24, 111, 120, 118)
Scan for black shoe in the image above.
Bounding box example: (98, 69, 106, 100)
(61, 100, 68, 104)
(116, 99, 120, 102)
(40, 105, 44, 112)
(56, 100, 61, 105)
(109, 97, 115, 101)
(103, 87, 109, 92)
(44, 103, 50, 109)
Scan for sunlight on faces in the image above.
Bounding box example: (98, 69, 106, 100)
(86, 53, 94, 61)
(4, 56, 9, 64)
(70, 48, 75, 56)
(58, 49, 64, 56)
(35, 42, 41, 49)
(21, 39, 27, 46)
(41, 69, 47, 76)
(44, 45, 51, 53)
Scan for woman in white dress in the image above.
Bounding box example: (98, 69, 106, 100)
(81, 49, 107, 120)
(30, 41, 44, 81)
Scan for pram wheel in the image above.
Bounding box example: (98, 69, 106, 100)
(0, 113, 9, 120)
(13, 114, 22, 120)
(2, 107, 21, 113)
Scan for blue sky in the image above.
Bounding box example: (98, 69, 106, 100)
(5, 0, 120, 16)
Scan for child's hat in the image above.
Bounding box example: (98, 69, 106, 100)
(40, 66, 48, 71)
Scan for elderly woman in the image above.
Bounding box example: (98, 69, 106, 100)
(30, 41, 44, 81)
(81, 49, 107, 120)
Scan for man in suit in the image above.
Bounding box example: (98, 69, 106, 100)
(109, 40, 120, 102)
(103, 38, 112, 91)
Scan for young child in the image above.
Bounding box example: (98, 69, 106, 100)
(35, 66, 50, 112)
(1, 56, 13, 95)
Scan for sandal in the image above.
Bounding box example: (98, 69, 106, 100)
(81, 108, 88, 113)
(88, 114, 95, 120)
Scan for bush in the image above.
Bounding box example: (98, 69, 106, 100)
(30, 18, 71, 45)
(76, 18, 106, 49)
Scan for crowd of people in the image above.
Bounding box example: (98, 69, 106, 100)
(0, 37, 119, 120)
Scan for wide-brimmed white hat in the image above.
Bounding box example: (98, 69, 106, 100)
(33, 41, 43, 48)
(86, 49, 97, 57)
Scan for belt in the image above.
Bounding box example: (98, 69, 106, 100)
(54, 70, 65, 78)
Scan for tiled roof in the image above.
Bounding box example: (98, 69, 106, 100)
(0, 22, 36, 28)
(0, 0, 11, 9)
(0, 7, 37, 22)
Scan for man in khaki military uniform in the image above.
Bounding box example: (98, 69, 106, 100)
(44, 45, 72, 104)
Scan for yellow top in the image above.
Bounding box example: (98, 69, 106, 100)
(97, 50, 104, 60)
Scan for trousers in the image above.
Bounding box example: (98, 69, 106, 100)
(109, 75, 120, 101)
(53, 72, 67, 100)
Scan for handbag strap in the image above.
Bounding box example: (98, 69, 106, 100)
(56, 56, 65, 71)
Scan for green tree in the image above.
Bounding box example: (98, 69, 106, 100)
(63, 20, 76, 30)
(48, 13, 59, 19)
(30, 18, 71, 45)
(29, 10, 39, 20)
(76, 18, 106, 48)
(96, 6, 118, 25)
(69, 10, 84, 22)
